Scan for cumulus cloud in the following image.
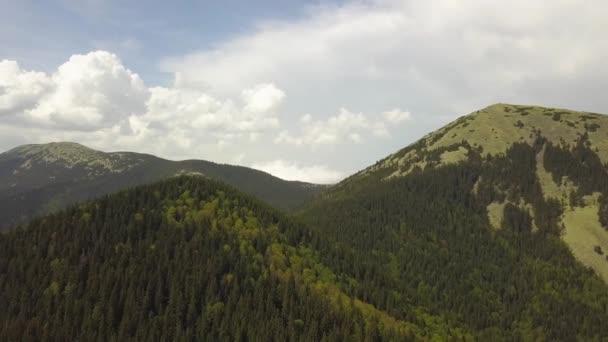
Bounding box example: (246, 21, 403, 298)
(1, 52, 285, 140)
(274, 107, 409, 147)
(146, 85, 281, 133)
(128, 84, 283, 154)
(1, 51, 148, 130)
(0, 51, 288, 163)
(242, 83, 285, 114)
(383, 109, 411, 123)
(31, 51, 149, 130)
(275, 108, 365, 146)
(0, 60, 54, 115)
(251, 159, 343, 184)
(299, 113, 312, 123)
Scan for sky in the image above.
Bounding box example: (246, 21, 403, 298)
(1, 0, 607, 183)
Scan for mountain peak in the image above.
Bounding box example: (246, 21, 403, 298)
(358, 104, 607, 181)
(9, 141, 97, 157)
(3, 141, 140, 174)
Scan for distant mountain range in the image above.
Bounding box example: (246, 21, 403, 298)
(0, 142, 325, 229)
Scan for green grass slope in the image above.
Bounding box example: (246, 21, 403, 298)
(359, 103, 608, 179)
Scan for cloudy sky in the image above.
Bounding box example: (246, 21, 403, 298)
(1, 0, 607, 183)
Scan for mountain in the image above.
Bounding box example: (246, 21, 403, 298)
(0, 176, 438, 341)
(0, 142, 324, 230)
(342, 103, 608, 282)
(3, 104, 608, 340)
(297, 104, 608, 340)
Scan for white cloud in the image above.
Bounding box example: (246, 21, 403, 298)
(111, 83, 284, 158)
(349, 132, 362, 143)
(383, 108, 411, 123)
(242, 83, 285, 114)
(162, 0, 608, 116)
(0, 52, 288, 163)
(275, 107, 406, 147)
(1, 51, 148, 130)
(0, 60, 54, 115)
(275, 108, 365, 146)
(1, 51, 284, 140)
(251, 159, 343, 184)
(144, 85, 280, 134)
(31, 51, 149, 130)
(299, 113, 312, 123)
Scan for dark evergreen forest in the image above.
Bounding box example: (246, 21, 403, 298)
(299, 135, 608, 341)
(1, 131, 608, 340)
(0, 177, 423, 341)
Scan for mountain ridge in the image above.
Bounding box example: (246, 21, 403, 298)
(0, 142, 325, 230)
(307, 103, 608, 284)
(354, 103, 608, 181)
(337, 103, 607, 197)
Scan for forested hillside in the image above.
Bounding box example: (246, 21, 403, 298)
(0, 142, 324, 230)
(298, 104, 608, 340)
(340, 104, 608, 282)
(0, 177, 436, 341)
(3, 104, 608, 340)
(300, 140, 608, 340)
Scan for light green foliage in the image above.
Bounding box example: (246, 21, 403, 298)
(562, 203, 608, 282)
(440, 146, 468, 164)
(486, 201, 505, 230)
(81, 212, 91, 223)
(205, 302, 225, 323)
(535, 145, 575, 201)
(134, 212, 144, 223)
(44, 281, 61, 297)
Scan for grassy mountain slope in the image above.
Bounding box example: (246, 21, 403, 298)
(0, 142, 324, 230)
(361, 104, 608, 178)
(298, 104, 608, 340)
(342, 104, 608, 283)
(0, 176, 471, 341)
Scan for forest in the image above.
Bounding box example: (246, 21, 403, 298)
(299, 134, 608, 341)
(2, 130, 608, 340)
(0, 177, 425, 341)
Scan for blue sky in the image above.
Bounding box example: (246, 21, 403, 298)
(1, 1, 608, 183)
(3, 0, 332, 83)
